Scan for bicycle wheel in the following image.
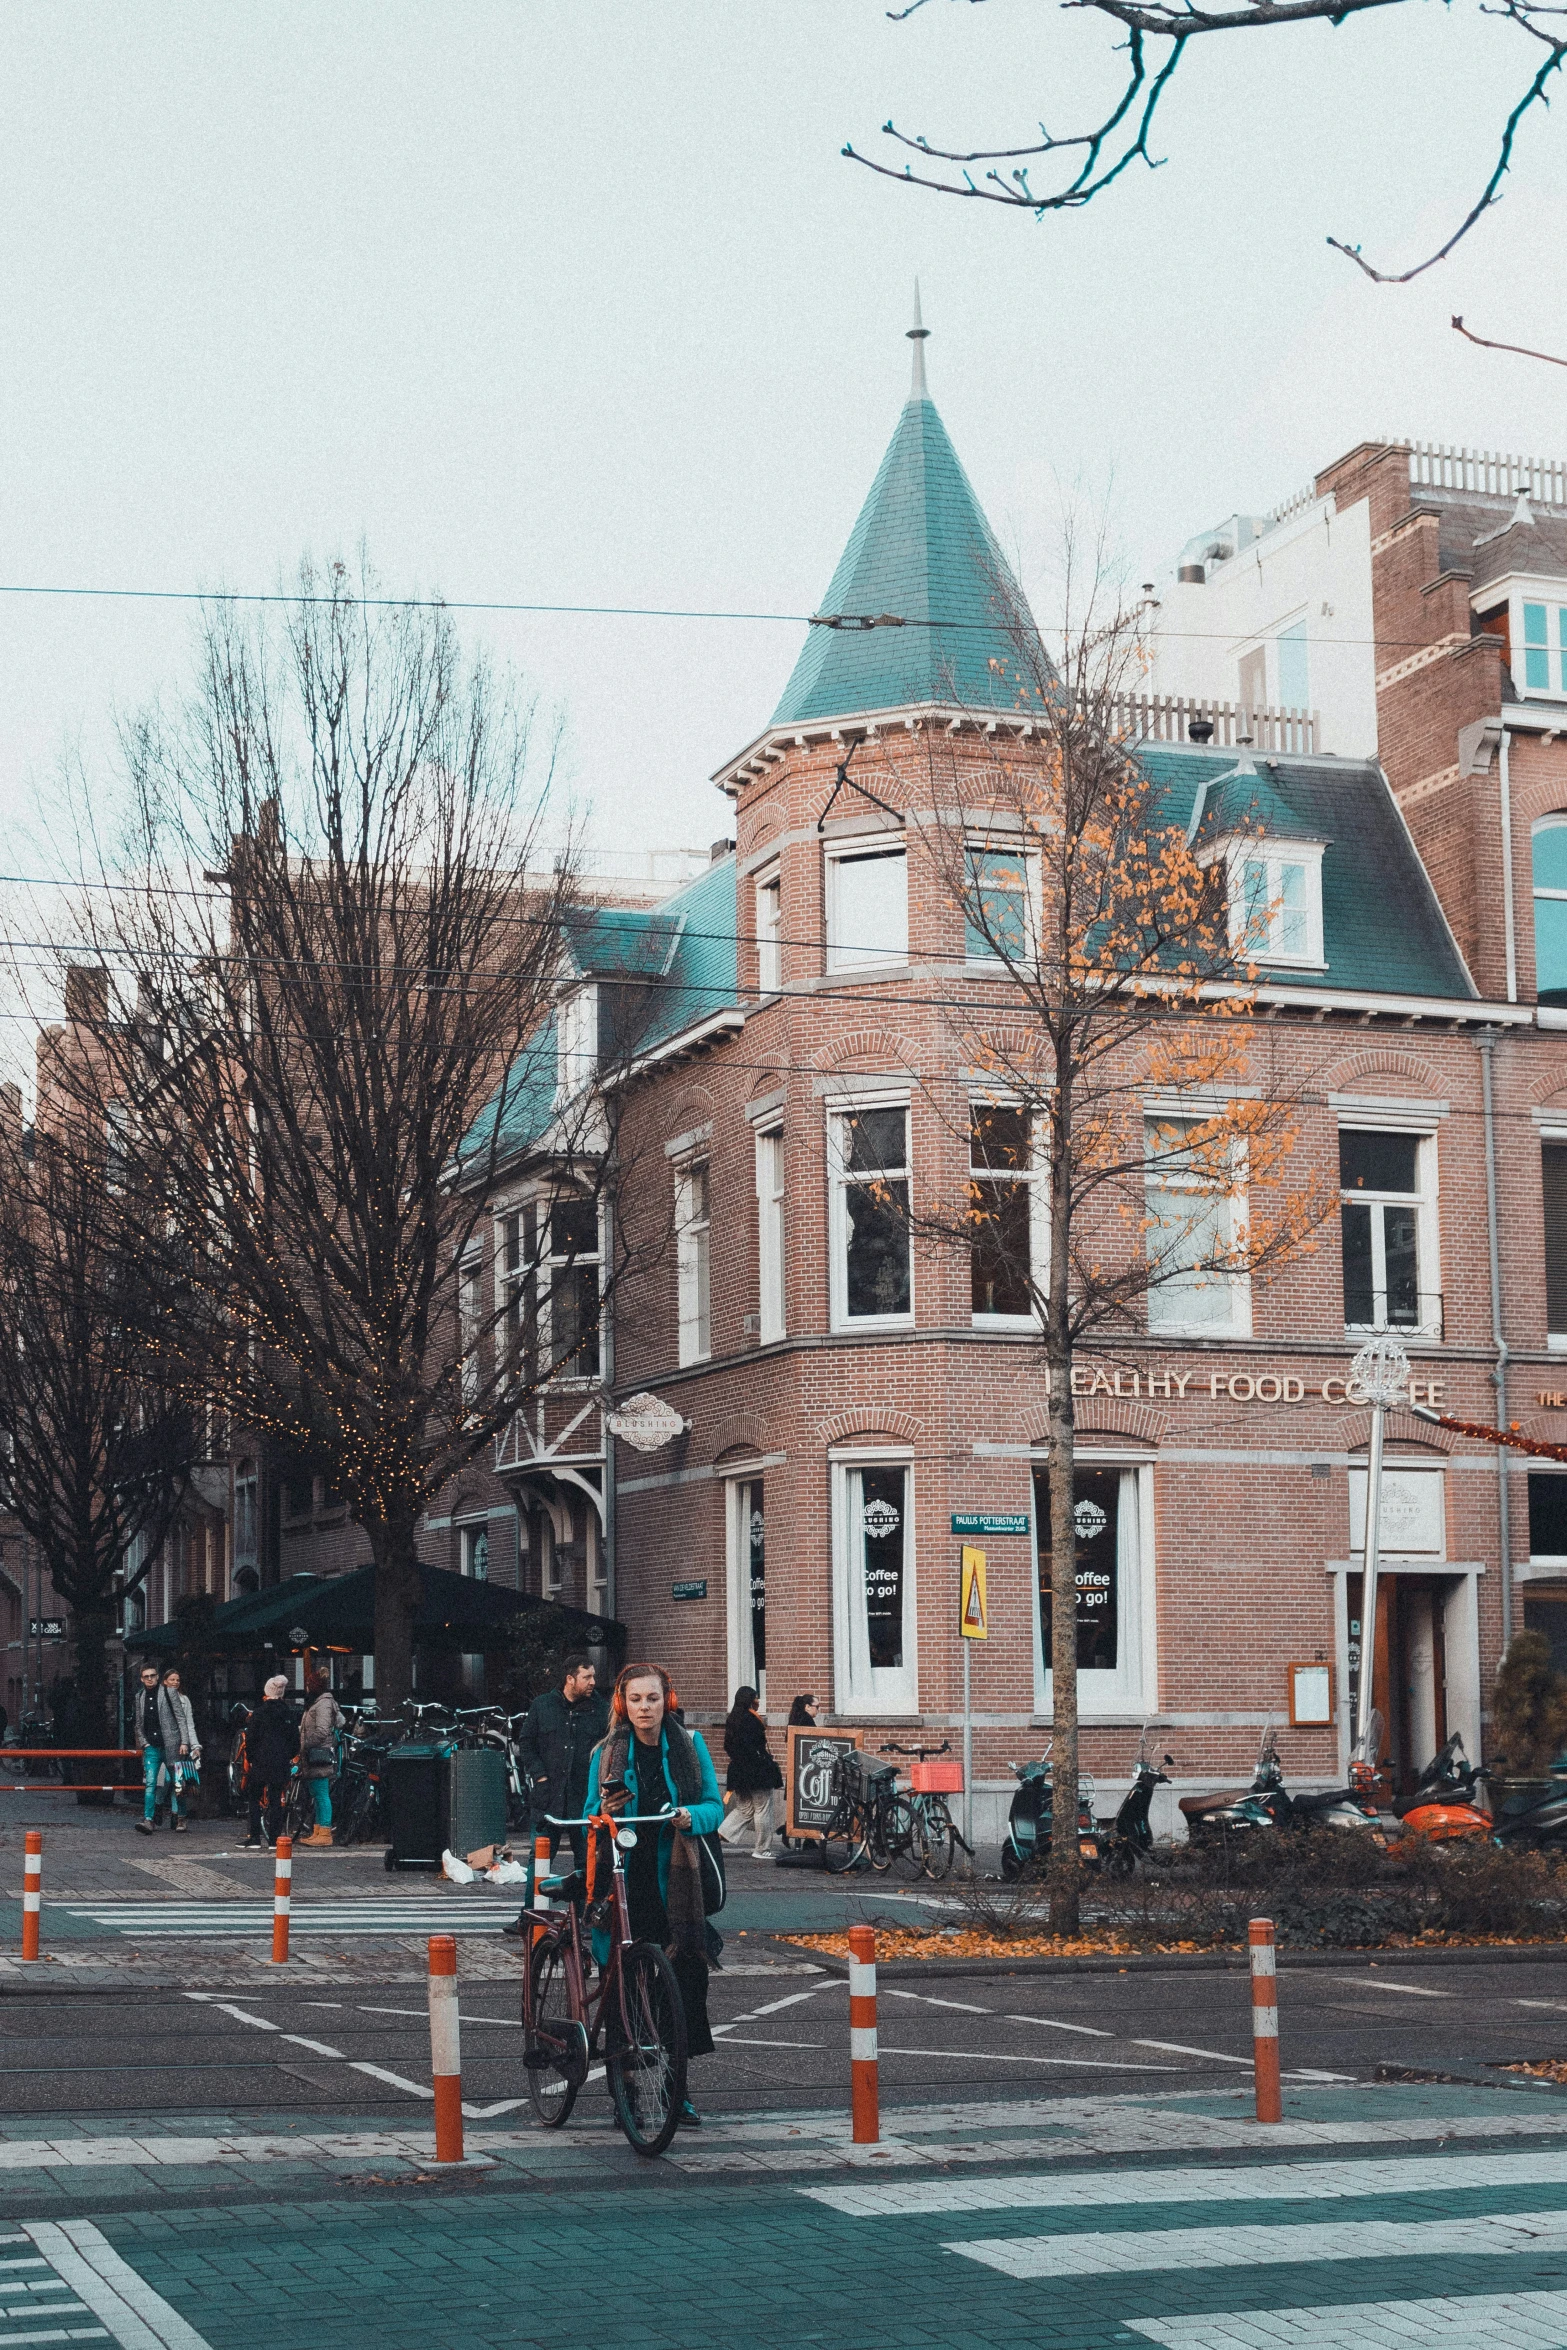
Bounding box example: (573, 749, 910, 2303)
(821, 1798, 865, 1875)
(864, 1792, 896, 1873)
(607, 1940, 688, 2157)
(922, 1799, 955, 1881)
(523, 1934, 583, 2128)
(890, 1794, 927, 1880)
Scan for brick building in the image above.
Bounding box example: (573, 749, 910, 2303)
(416, 346, 1567, 1840)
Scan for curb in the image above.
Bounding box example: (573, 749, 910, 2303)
(778, 1938, 1567, 1981)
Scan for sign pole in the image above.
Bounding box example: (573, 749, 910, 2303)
(958, 1543, 988, 1849)
(962, 1636, 972, 1847)
(1350, 1336, 1410, 1764)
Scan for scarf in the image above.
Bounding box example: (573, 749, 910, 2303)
(597, 1715, 705, 1960)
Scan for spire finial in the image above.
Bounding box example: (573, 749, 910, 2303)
(907, 279, 929, 401)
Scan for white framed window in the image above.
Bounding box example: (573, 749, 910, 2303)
(755, 865, 782, 995)
(457, 1243, 483, 1410)
(1533, 818, 1567, 1005)
(555, 985, 598, 1104)
(586, 1513, 608, 1615)
(508, 1194, 601, 1382)
(459, 1521, 491, 1581)
(1144, 1114, 1251, 1336)
(1226, 841, 1326, 969)
(498, 1206, 538, 1388)
(969, 1103, 1039, 1322)
(1520, 600, 1567, 696)
(542, 1517, 562, 1602)
(1032, 1460, 1155, 1716)
(727, 1474, 766, 1700)
(832, 1454, 916, 1715)
(1544, 1137, 1567, 1349)
(1339, 1127, 1439, 1336)
(676, 1157, 711, 1364)
(825, 839, 907, 972)
(963, 842, 1033, 966)
(756, 1126, 785, 1342)
(828, 1103, 912, 1330)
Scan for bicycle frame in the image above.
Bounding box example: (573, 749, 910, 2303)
(523, 1807, 677, 2054)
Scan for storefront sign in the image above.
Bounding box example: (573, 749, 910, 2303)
(1064, 1362, 1445, 1408)
(786, 1726, 862, 1839)
(28, 1618, 64, 1639)
(671, 1579, 707, 1601)
(951, 1512, 1029, 1536)
(960, 1546, 988, 1639)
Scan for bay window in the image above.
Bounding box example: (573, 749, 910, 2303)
(545, 1197, 601, 1379)
(825, 840, 907, 972)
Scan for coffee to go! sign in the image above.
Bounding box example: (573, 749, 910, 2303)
(1065, 1361, 1444, 1408)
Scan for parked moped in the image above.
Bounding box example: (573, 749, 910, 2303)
(1098, 1736, 1177, 1878)
(1492, 1755, 1567, 1850)
(1000, 1741, 1101, 1879)
(1394, 1733, 1498, 1843)
(1179, 1718, 1385, 1846)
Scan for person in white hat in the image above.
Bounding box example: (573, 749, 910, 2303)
(242, 1675, 299, 1851)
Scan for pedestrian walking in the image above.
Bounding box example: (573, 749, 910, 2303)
(786, 1694, 818, 1727)
(298, 1672, 343, 1847)
(719, 1686, 782, 1859)
(584, 1661, 724, 2128)
(243, 1675, 299, 1849)
(133, 1665, 200, 1834)
(501, 1652, 611, 1940)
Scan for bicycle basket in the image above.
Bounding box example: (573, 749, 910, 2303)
(911, 1758, 964, 1794)
(839, 1749, 897, 1794)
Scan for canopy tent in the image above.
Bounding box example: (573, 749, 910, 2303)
(128, 1566, 621, 1659)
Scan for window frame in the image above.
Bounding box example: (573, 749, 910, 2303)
(554, 984, 598, 1106)
(755, 1124, 786, 1343)
(968, 1097, 1043, 1327)
(1532, 816, 1567, 1006)
(458, 1520, 491, 1581)
(1031, 1455, 1156, 1718)
(1224, 839, 1327, 971)
(962, 838, 1037, 970)
(824, 836, 908, 973)
(457, 1241, 483, 1412)
(675, 1154, 712, 1366)
(827, 1096, 914, 1333)
(1337, 1122, 1441, 1339)
(831, 1449, 917, 1717)
(1143, 1108, 1252, 1339)
(499, 1191, 603, 1386)
(1542, 1128, 1567, 1350)
(755, 863, 782, 996)
(726, 1472, 767, 1700)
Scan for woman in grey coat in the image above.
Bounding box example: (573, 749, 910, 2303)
(298, 1673, 344, 1847)
(133, 1665, 201, 1834)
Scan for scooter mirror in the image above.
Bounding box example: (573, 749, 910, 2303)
(1163, 1754, 1175, 1766)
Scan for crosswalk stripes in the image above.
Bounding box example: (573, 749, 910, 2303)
(800, 2145, 1567, 2346)
(59, 1903, 509, 1939)
(16, 2222, 213, 2350)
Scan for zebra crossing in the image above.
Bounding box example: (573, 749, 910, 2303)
(59, 1900, 509, 1940)
(0, 2221, 211, 2350)
(803, 2143, 1567, 2347)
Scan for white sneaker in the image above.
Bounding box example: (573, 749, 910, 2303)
(749, 1849, 774, 1860)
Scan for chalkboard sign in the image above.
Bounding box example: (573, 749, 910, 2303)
(786, 1726, 863, 1839)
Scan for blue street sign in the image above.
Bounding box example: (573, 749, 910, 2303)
(951, 1512, 1029, 1537)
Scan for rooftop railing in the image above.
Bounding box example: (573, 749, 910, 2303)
(1110, 694, 1319, 756)
(1409, 440, 1567, 509)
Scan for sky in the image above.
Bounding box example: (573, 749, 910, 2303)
(3, 0, 1566, 887)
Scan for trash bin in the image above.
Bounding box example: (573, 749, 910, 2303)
(447, 1747, 508, 1856)
(381, 1742, 451, 1872)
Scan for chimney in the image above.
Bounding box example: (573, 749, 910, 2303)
(710, 838, 736, 863)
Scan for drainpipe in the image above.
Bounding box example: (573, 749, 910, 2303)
(1499, 729, 1518, 1004)
(602, 1196, 617, 1626)
(1477, 1028, 1513, 1645)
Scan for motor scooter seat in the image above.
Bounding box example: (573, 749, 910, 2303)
(1179, 1791, 1245, 1819)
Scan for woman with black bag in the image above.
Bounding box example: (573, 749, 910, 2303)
(720, 1686, 783, 1859)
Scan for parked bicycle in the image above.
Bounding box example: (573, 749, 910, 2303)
(520, 1806, 689, 2157)
(878, 1741, 973, 1881)
(820, 1747, 919, 1875)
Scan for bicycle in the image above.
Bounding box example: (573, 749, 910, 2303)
(820, 1750, 918, 1875)
(878, 1742, 975, 1882)
(520, 1805, 689, 2157)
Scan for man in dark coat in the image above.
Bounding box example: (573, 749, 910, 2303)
(519, 1654, 610, 1855)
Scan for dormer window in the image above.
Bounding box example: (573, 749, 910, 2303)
(555, 985, 598, 1104)
(1523, 602, 1567, 695)
(1226, 841, 1326, 970)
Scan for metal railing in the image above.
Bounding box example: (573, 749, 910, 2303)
(1409, 440, 1567, 509)
(1110, 694, 1319, 756)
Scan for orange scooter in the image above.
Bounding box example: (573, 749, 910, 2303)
(1394, 1733, 1497, 1842)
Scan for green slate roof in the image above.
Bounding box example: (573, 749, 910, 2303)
(771, 387, 1047, 727)
(1140, 747, 1475, 1000)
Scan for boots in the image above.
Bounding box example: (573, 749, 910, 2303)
(303, 1825, 334, 1847)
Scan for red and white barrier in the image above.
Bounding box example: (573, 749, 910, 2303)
(271, 1835, 292, 1965)
(848, 1923, 879, 2145)
(531, 1833, 553, 1948)
(21, 1831, 41, 1963)
(1250, 1915, 1281, 2123)
(428, 1934, 463, 2163)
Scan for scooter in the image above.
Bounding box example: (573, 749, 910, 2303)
(1492, 1755, 1567, 1850)
(1099, 1737, 1177, 1878)
(1180, 1719, 1385, 1845)
(1395, 1733, 1498, 1843)
(1001, 1741, 1102, 1879)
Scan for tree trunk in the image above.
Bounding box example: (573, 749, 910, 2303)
(1045, 1340, 1081, 1936)
(371, 1512, 424, 1711)
(69, 1603, 116, 1745)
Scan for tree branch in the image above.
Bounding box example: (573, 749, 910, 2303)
(1452, 311, 1567, 366)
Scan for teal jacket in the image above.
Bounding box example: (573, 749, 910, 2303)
(584, 1725, 724, 1955)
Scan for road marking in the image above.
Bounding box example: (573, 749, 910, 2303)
(1130, 2287, 1567, 2346)
(802, 2146, 1567, 2217)
(881, 2046, 1185, 2072)
(22, 2222, 216, 2350)
(950, 2206, 1567, 2279)
(1516, 1999, 1567, 2013)
(1005, 2014, 1115, 2039)
(278, 2036, 345, 2058)
(346, 2063, 432, 2099)
(180, 2001, 279, 2032)
(1331, 1975, 1454, 1998)
(356, 2006, 521, 2027)
(740, 1986, 841, 2020)
(710, 2036, 829, 2050)
(885, 1992, 995, 2017)
(1130, 2038, 1255, 2068)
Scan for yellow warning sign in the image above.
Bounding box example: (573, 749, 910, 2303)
(960, 1545, 988, 1639)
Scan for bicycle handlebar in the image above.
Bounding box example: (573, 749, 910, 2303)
(878, 1740, 952, 1759)
(543, 1808, 678, 1829)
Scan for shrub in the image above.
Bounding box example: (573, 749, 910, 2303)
(1491, 1630, 1567, 1776)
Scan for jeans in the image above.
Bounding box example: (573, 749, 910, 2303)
(142, 1746, 184, 1823)
(311, 1779, 333, 1828)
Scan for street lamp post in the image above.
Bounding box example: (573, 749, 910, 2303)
(1352, 1333, 1412, 1760)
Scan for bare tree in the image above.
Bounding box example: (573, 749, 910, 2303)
(881, 572, 1333, 1931)
(0, 1091, 195, 1737)
(39, 563, 660, 1707)
(847, 0, 1565, 282)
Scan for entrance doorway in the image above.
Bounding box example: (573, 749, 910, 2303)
(1348, 1571, 1456, 1795)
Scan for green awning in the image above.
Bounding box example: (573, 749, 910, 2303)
(129, 1566, 620, 1657)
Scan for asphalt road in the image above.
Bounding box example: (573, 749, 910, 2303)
(3, 1955, 1565, 2124)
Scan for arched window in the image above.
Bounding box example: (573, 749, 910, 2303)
(1535, 819, 1567, 1005)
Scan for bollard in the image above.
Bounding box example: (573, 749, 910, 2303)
(1250, 1916, 1282, 2123)
(271, 1835, 292, 1965)
(848, 1923, 879, 2145)
(531, 1833, 553, 1949)
(428, 1934, 463, 2163)
(21, 1831, 41, 1963)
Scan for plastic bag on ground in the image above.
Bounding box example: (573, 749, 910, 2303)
(441, 1849, 475, 1884)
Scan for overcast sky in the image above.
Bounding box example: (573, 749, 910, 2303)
(4, 1, 1565, 879)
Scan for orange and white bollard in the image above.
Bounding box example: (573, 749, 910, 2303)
(271, 1835, 292, 1965)
(428, 1934, 463, 2163)
(21, 1831, 41, 1962)
(848, 1923, 879, 2145)
(1250, 1916, 1281, 2123)
(531, 1833, 553, 1948)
